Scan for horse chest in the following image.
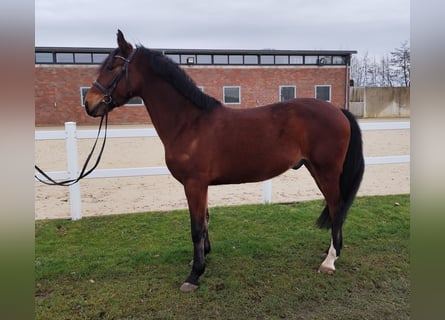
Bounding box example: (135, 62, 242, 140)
(165, 147, 207, 183)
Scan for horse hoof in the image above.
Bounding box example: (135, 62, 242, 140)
(180, 282, 199, 292)
(318, 266, 335, 275)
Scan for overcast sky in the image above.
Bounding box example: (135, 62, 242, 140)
(35, 0, 409, 58)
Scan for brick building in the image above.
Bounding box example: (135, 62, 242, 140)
(35, 47, 356, 126)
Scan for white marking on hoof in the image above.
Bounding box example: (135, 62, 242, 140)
(318, 264, 335, 275)
(318, 238, 337, 275)
(180, 282, 199, 292)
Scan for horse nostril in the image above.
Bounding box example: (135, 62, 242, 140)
(84, 101, 96, 117)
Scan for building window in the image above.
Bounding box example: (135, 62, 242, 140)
(80, 87, 89, 106)
(244, 55, 258, 64)
(35, 48, 352, 66)
(213, 55, 228, 64)
(229, 55, 243, 65)
(56, 53, 74, 63)
(260, 55, 274, 64)
(290, 55, 303, 64)
(223, 86, 241, 104)
(318, 56, 332, 65)
(35, 52, 54, 63)
(332, 56, 345, 64)
(280, 86, 296, 101)
(315, 85, 331, 101)
(80, 87, 144, 107)
(92, 53, 108, 63)
(196, 55, 212, 64)
(305, 56, 319, 64)
(125, 97, 144, 106)
(275, 56, 289, 65)
(74, 53, 92, 64)
(181, 55, 196, 64)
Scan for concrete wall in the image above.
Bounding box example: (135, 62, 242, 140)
(349, 87, 410, 118)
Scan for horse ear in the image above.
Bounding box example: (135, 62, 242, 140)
(117, 29, 133, 57)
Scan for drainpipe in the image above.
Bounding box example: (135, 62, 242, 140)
(345, 54, 351, 110)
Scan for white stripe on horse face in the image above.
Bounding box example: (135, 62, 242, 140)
(319, 238, 337, 274)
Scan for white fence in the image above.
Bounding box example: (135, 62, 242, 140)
(35, 121, 410, 220)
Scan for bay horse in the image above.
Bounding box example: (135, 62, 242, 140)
(84, 30, 364, 292)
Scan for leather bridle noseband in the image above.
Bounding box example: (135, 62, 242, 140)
(91, 48, 138, 113)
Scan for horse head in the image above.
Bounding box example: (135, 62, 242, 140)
(84, 30, 138, 117)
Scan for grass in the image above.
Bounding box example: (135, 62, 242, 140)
(35, 195, 410, 319)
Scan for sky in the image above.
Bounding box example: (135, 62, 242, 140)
(35, 0, 410, 59)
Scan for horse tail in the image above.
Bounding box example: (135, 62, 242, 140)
(316, 109, 365, 229)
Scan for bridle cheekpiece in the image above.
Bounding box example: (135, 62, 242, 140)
(92, 48, 138, 109)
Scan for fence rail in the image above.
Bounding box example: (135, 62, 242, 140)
(35, 121, 410, 220)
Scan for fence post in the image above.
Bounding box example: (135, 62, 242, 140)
(65, 122, 82, 220)
(263, 179, 272, 204)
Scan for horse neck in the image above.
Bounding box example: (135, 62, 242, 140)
(138, 73, 202, 145)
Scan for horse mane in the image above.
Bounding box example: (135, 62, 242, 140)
(137, 46, 222, 111)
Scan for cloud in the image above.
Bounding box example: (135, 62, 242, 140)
(35, 0, 409, 57)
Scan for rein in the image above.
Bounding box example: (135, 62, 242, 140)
(35, 49, 138, 186)
(34, 107, 109, 186)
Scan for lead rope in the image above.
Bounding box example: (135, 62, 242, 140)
(35, 107, 109, 186)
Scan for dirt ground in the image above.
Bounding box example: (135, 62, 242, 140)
(35, 118, 410, 220)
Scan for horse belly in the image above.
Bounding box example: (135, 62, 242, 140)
(210, 146, 300, 185)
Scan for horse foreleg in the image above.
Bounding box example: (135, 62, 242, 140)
(180, 181, 209, 293)
(204, 208, 211, 256)
(189, 208, 211, 266)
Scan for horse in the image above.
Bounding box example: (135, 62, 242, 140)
(84, 30, 365, 292)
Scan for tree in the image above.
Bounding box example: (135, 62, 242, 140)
(351, 52, 373, 87)
(390, 41, 410, 87)
(350, 41, 410, 87)
(380, 55, 393, 87)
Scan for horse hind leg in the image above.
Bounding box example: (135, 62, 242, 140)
(311, 111, 364, 274)
(305, 163, 345, 274)
(318, 218, 344, 274)
(318, 191, 346, 275)
(315, 160, 363, 275)
(319, 238, 338, 275)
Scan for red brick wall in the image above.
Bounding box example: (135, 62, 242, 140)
(35, 64, 348, 126)
(35, 65, 151, 126)
(187, 66, 347, 108)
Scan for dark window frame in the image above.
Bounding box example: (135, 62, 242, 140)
(223, 86, 241, 104)
(279, 85, 297, 101)
(315, 85, 331, 102)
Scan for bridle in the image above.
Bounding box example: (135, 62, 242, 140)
(90, 48, 138, 115)
(34, 49, 138, 186)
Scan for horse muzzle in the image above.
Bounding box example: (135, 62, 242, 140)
(85, 101, 107, 117)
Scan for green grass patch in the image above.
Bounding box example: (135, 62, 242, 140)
(36, 195, 409, 319)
